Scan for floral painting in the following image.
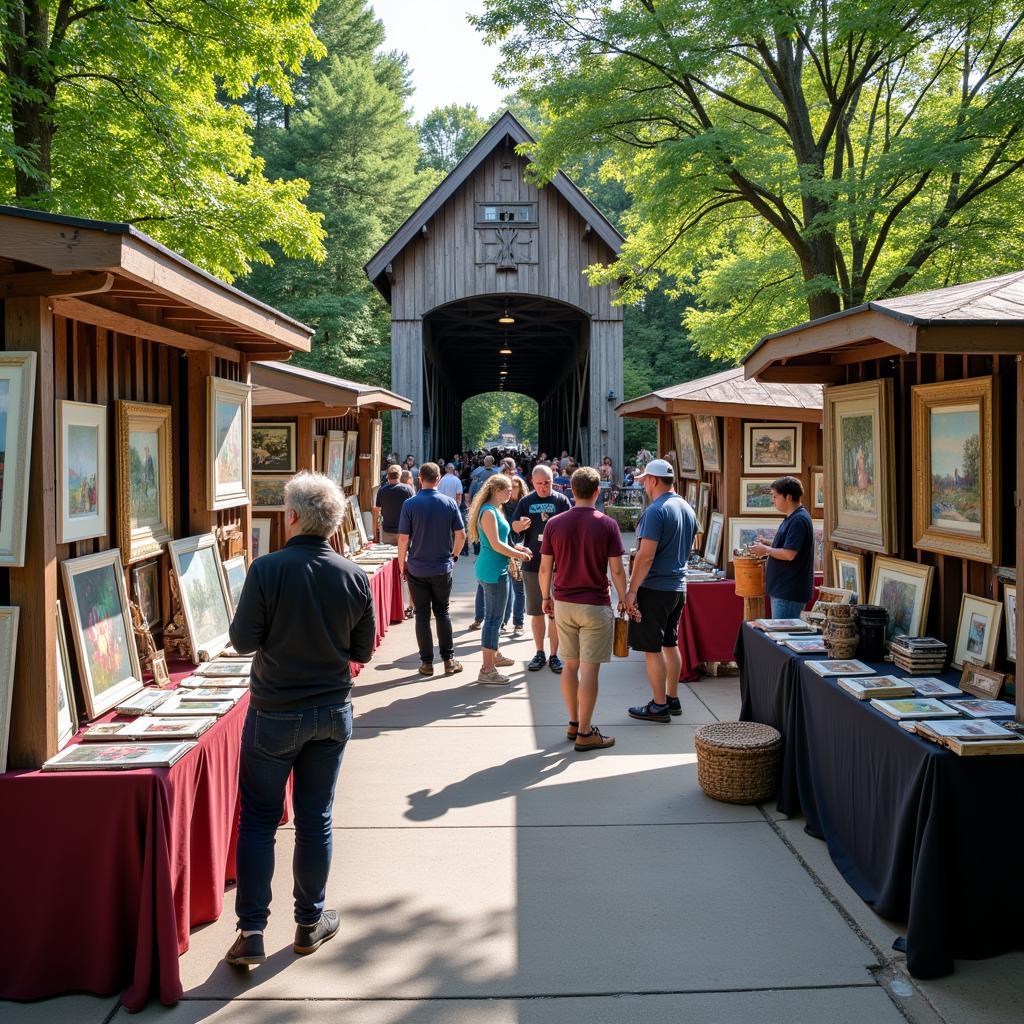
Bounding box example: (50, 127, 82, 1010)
(72, 564, 135, 695)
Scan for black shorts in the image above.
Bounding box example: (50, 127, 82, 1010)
(628, 587, 687, 652)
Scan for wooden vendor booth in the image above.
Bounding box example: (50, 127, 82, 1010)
(617, 367, 823, 679)
(738, 270, 1024, 980)
(0, 205, 381, 1010)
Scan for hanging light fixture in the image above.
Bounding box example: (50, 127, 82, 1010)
(498, 306, 515, 325)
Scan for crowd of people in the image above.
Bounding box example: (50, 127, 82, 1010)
(224, 451, 817, 966)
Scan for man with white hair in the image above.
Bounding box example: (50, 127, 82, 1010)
(225, 471, 376, 967)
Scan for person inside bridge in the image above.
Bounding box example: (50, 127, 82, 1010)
(397, 462, 467, 678)
(513, 464, 571, 674)
(226, 472, 375, 967)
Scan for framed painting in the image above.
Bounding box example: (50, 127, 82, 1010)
(812, 519, 825, 574)
(370, 417, 383, 481)
(694, 415, 721, 473)
(116, 400, 174, 564)
(0, 352, 37, 566)
(685, 481, 698, 506)
(351, 495, 369, 547)
(812, 467, 825, 510)
(742, 422, 801, 475)
(823, 379, 896, 554)
(0, 607, 20, 773)
(61, 548, 143, 719)
(251, 516, 272, 559)
(704, 512, 725, 566)
(831, 549, 866, 601)
(671, 416, 701, 480)
(953, 594, 1002, 669)
(662, 450, 679, 479)
(168, 533, 235, 662)
(696, 482, 710, 532)
(1004, 583, 1017, 662)
(207, 377, 252, 510)
(57, 400, 108, 543)
(221, 553, 248, 612)
(911, 376, 998, 564)
(325, 430, 346, 486)
(131, 559, 162, 632)
(55, 601, 77, 750)
(252, 421, 296, 475)
(252, 476, 288, 512)
(868, 556, 934, 647)
(959, 663, 1005, 700)
(727, 517, 783, 563)
(343, 430, 359, 488)
(739, 477, 776, 515)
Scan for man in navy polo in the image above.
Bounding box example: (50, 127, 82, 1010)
(398, 462, 467, 677)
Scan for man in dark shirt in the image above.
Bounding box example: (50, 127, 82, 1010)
(513, 464, 572, 673)
(374, 464, 414, 545)
(398, 462, 467, 677)
(226, 472, 376, 967)
(751, 475, 815, 620)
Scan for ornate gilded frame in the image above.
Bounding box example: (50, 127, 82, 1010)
(116, 400, 174, 564)
(911, 375, 998, 564)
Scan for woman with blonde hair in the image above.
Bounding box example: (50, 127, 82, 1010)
(468, 474, 532, 683)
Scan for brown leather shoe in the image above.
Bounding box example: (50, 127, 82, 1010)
(574, 726, 615, 752)
(294, 909, 340, 954)
(444, 659, 464, 675)
(566, 720, 579, 741)
(418, 662, 434, 676)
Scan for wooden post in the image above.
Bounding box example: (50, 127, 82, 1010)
(295, 414, 314, 472)
(5, 297, 58, 767)
(187, 350, 217, 534)
(722, 416, 744, 580)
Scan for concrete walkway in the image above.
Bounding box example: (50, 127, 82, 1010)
(13, 554, 1022, 1023)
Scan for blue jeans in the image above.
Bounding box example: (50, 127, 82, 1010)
(769, 597, 806, 620)
(475, 583, 485, 622)
(479, 575, 509, 650)
(503, 575, 525, 628)
(236, 701, 352, 932)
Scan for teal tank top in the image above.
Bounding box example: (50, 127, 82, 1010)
(475, 503, 510, 583)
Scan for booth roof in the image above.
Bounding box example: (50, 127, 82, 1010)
(615, 366, 823, 421)
(743, 268, 1024, 382)
(251, 360, 412, 414)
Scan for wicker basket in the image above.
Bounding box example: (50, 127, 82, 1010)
(694, 721, 782, 804)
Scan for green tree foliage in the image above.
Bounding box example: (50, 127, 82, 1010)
(461, 392, 538, 450)
(419, 103, 489, 173)
(239, 0, 433, 381)
(0, 0, 326, 280)
(474, 2, 1024, 360)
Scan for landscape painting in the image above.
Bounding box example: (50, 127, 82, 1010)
(929, 404, 981, 535)
(695, 415, 721, 472)
(953, 594, 1002, 668)
(172, 539, 232, 655)
(343, 431, 358, 487)
(116, 401, 173, 563)
(743, 423, 800, 474)
(129, 429, 161, 528)
(868, 557, 933, 647)
(839, 413, 875, 515)
(740, 478, 775, 514)
(58, 400, 108, 544)
(207, 377, 251, 510)
(252, 422, 296, 474)
(67, 425, 99, 518)
(326, 432, 345, 486)
(252, 477, 288, 510)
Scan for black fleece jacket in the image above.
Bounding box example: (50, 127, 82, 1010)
(229, 534, 376, 711)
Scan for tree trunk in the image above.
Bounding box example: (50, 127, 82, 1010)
(10, 95, 53, 198)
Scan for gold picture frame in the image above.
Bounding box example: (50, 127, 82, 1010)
(831, 549, 866, 601)
(116, 400, 174, 564)
(207, 376, 252, 510)
(694, 415, 721, 473)
(911, 375, 998, 564)
(823, 379, 896, 554)
(672, 416, 701, 480)
(868, 555, 934, 647)
(953, 593, 1002, 669)
(959, 663, 1005, 700)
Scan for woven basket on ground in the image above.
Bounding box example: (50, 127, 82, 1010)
(694, 721, 782, 805)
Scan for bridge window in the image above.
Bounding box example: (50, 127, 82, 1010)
(476, 203, 537, 227)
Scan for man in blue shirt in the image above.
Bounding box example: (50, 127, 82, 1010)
(625, 458, 697, 723)
(398, 463, 467, 677)
(750, 475, 814, 620)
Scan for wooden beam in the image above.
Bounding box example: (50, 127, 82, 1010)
(919, 323, 1024, 354)
(0, 271, 114, 299)
(5, 297, 57, 768)
(0, 213, 123, 271)
(831, 341, 904, 365)
(51, 296, 240, 363)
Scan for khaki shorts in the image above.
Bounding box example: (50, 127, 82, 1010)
(553, 601, 614, 664)
(524, 570, 544, 617)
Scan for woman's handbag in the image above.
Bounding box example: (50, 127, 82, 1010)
(613, 611, 630, 658)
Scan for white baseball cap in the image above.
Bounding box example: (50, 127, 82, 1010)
(634, 458, 675, 479)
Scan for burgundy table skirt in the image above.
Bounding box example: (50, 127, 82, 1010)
(0, 556, 403, 1010)
(678, 576, 822, 682)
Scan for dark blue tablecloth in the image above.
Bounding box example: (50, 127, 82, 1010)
(737, 623, 1024, 979)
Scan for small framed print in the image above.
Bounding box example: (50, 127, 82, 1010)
(325, 430, 346, 486)
(831, 549, 866, 601)
(1004, 584, 1017, 662)
(959, 662, 1005, 700)
(694, 415, 721, 473)
(57, 400, 108, 543)
(150, 650, 171, 688)
(812, 467, 825, 509)
(343, 430, 359, 488)
(672, 416, 701, 480)
(704, 512, 724, 566)
(252, 476, 288, 512)
(252, 421, 297, 474)
(743, 422, 802, 475)
(251, 516, 272, 559)
(221, 553, 248, 612)
(685, 481, 698, 506)
(953, 593, 1002, 669)
(739, 477, 776, 515)
(207, 377, 252, 510)
(696, 482, 710, 532)
(116, 400, 174, 563)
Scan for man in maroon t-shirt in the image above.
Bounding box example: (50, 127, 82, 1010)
(539, 466, 628, 752)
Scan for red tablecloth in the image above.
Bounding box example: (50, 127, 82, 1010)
(678, 576, 822, 682)
(0, 556, 403, 1010)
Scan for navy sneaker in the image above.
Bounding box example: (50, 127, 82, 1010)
(628, 700, 672, 723)
(548, 654, 563, 674)
(527, 651, 547, 671)
(666, 696, 682, 717)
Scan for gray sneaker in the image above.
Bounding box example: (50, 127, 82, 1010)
(477, 667, 510, 685)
